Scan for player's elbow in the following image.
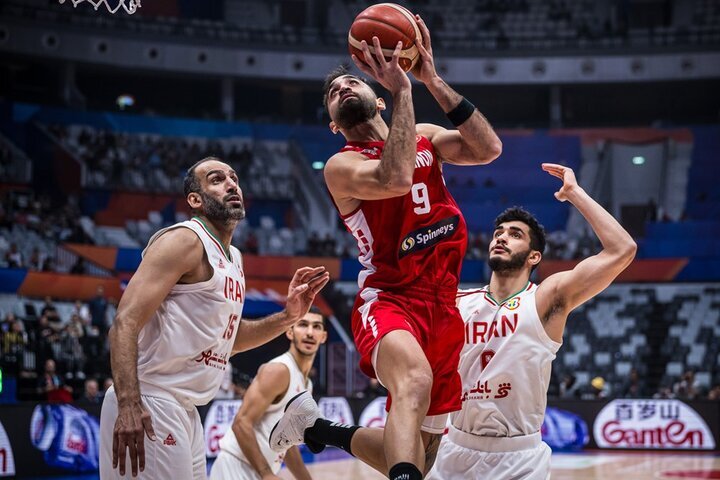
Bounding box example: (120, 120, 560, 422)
(468, 137, 502, 165)
(231, 414, 253, 439)
(110, 313, 136, 337)
(485, 138, 503, 163)
(612, 239, 637, 267)
(623, 239, 638, 262)
(386, 177, 413, 195)
(377, 169, 413, 195)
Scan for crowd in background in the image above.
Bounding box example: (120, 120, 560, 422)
(48, 125, 255, 194)
(1, 286, 719, 404)
(551, 368, 720, 401)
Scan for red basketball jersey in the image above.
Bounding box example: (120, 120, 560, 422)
(334, 135, 468, 290)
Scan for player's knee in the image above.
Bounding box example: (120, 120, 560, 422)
(393, 369, 432, 409)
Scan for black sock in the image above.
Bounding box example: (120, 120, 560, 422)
(304, 418, 360, 456)
(388, 462, 422, 480)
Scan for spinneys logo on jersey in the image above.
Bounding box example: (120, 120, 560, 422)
(401, 237, 416, 251)
(399, 215, 460, 259)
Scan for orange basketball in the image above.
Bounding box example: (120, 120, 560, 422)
(348, 3, 421, 72)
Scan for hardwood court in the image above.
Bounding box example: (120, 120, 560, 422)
(279, 450, 720, 479)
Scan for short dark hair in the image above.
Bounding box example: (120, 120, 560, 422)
(306, 305, 326, 328)
(494, 207, 547, 255)
(322, 65, 369, 111)
(183, 156, 222, 197)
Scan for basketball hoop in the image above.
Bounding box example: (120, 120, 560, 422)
(58, 0, 141, 15)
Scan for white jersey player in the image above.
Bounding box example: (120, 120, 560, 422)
(210, 309, 327, 480)
(100, 157, 330, 479)
(427, 163, 636, 480)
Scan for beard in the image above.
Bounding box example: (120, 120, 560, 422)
(334, 96, 377, 130)
(292, 337, 316, 357)
(488, 248, 531, 273)
(199, 191, 245, 223)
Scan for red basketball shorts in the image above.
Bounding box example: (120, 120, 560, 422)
(351, 284, 464, 416)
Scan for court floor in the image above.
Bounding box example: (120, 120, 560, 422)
(280, 450, 720, 480)
(27, 450, 720, 479)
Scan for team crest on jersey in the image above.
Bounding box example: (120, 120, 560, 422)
(505, 297, 521, 310)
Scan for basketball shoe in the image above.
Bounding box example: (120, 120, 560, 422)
(269, 391, 322, 453)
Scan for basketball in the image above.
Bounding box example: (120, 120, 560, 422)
(348, 3, 421, 72)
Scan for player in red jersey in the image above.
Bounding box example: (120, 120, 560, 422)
(270, 16, 501, 480)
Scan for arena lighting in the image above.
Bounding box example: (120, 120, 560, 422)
(312, 161, 325, 170)
(116, 94, 135, 110)
(632, 156, 646, 165)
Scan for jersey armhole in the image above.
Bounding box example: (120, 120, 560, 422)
(529, 292, 563, 352)
(147, 223, 218, 293)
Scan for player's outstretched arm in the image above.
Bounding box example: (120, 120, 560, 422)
(230, 363, 290, 480)
(110, 228, 204, 476)
(284, 445, 313, 480)
(232, 267, 329, 353)
(536, 163, 637, 342)
(410, 15, 501, 166)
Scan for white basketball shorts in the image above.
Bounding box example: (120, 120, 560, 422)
(426, 427, 551, 480)
(209, 450, 267, 480)
(99, 385, 205, 479)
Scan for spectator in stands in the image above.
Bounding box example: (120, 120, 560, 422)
(59, 320, 86, 380)
(673, 370, 699, 399)
(0, 312, 16, 333)
(1, 319, 28, 375)
(79, 378, 103, 405)
(82, 316, 104, 377)
(105, 297, 118, 331)
(559, 373, 580, 398)
(103, 377, 113, 394)
(41, 296, 62, 328)
(4, 243, 23, 268)
(708, 384, 720, 401)
(620, 368, 647, 398)
(653, 384, 675, 399)
(28, 247, 46, 271)
(71, 300, 91, 326)
(35, 314, 58, 366)
(307, 232, 321, 256)
(70, 257, 88, 275)
(38, 359, 73, 403)
(322, 233, 337, 257)
(42, 256, 57, 273)
(88, 285, 108, 335)
(582, 376, 609, 399)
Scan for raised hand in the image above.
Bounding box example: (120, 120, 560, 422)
(410, 14, 437, 84)
(542, 163, 580, 202)
(351, 37, 411, 94)
(285, 266, 330, 322)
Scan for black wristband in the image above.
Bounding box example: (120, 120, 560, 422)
(446, 97, 475, 127)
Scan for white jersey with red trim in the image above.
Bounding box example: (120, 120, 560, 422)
(452, 282, 562, 437)
(217, 352, 312, 475)
(136, 218, 245, 407)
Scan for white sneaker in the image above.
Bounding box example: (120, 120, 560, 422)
(269, 391, 320, 453)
